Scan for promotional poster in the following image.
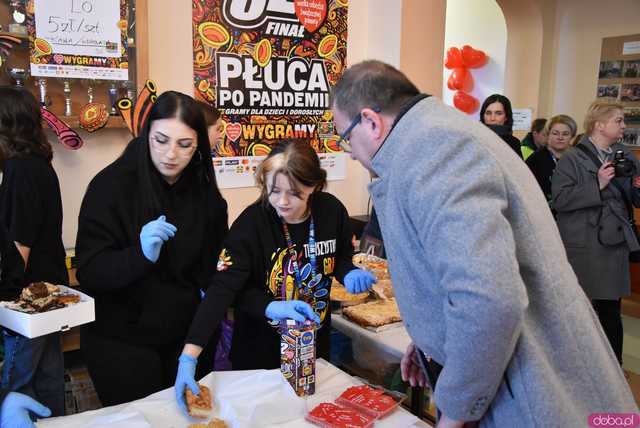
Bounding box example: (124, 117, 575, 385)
(192, 0, 348, 188)
(28, 0, 129, 80)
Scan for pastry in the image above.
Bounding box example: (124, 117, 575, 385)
(330, 281, 369, 306)
(188, 419, 228, 428)
(371, 279, 394, 300)
(342, 298, 401, 327)
(55, 293, 81, 305)
(19, 282, 59, 311)
(352, 254, 391, 280)
(185, 384, 212, 419)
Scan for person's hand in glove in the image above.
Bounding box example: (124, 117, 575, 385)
(343, 269, 377, 294)
(140, 215, 177, 263)
(265, 300, 320, 323)
(174, 353, 199, 415)
(0, 392, 51, 428)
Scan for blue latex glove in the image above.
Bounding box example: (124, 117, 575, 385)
(344, 269, 377, 294)
(174, 354, 199, 415)
(265, 300, 320, 323)
(139, 215, 177, 263)
(0, 392, 51, 428)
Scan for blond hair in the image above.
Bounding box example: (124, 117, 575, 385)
(255, 141, 327, 206)
(545, 114, 577, 137)
(584, 98, 623, 135)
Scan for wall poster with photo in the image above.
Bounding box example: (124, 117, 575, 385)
(598, 33, 640, 148)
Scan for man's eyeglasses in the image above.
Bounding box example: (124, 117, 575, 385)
(336, 107, 381, 152)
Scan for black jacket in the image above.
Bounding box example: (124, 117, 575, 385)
(0, 222, 24, 301)
(486, 124, 523, 159)
(186, 192, 355, 370)
(526, 147, 557, 201)
(76, 139, 228, 345)
(0, 155, 67, 287)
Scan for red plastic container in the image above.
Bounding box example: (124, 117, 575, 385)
(306, 402, 375, 428)
(335, 385, 403, 419)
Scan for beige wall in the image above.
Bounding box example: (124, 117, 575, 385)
(537, 0, 640, 127)
(401, 0, 446, 97)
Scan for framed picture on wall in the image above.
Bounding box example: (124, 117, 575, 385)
(623, 128, 640, 146)
(623, 60, 640, 78)
(621, 84, 640, 102)
(597, 84, 621, 99)
(599, 60, 623, 78)
(624, 107, 640, 124)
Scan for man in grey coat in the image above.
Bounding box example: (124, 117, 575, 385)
(331, 60, 636, 428)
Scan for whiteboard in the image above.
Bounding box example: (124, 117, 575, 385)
(34, 0, 122, 58)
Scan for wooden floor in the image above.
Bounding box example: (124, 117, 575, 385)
(625, 370, 640, 406)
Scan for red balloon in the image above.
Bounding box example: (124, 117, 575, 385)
(444, 47, 464, 69)
(447, 67, 473, 92)
(453, 91, 478, 114)
(461, 45, 487, 68)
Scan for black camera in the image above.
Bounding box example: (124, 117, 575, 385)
(612, 150, 636, 177)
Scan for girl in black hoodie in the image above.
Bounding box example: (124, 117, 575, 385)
(173, 141, 376, 414)
(75, 91, 228, 406)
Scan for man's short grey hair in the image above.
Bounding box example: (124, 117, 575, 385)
(331, 60, 420, 119)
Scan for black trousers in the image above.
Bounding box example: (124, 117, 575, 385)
(81, 328, 219, 406)
(592, 299, 623, 364)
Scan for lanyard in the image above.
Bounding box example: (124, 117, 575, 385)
(280, 216, 316, 300)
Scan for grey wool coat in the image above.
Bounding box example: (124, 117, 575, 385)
(369, 96, 636, 427)
(552, 136, 640, 299)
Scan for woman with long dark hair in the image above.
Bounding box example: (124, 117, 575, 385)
(480, 94, 523, 159)
(0, 86, 67, 419)
(75, 91, 228, 405)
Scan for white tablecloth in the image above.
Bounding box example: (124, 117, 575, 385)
(37, 359, 431, 428)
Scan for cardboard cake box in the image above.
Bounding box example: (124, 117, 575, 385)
(0, 285, 95, 338)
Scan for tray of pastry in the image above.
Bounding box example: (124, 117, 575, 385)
(342, 298, 403, 332)
(0, 283, 94, 338)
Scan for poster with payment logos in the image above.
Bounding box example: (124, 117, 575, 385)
(192, 0, 348, 188)
(28, 0, 129, 80)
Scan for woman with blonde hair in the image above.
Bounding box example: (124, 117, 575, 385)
(526, 114, 577, 203)
(173, 141, 375, 413)
(552, 99, 639, 364)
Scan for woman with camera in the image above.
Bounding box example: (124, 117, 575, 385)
(552, 99, 639, 364)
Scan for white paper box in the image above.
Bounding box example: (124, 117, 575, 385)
(0, 285, 94, 338)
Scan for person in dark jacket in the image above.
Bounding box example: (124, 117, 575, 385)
(480, 94, 523, 159)
(526, 114, 577, 204)
(173, 141, 376, 414)
(520, 118, 547, 160)
(75, 91, 228, 406)
(0, 86, 67, 417)
(552, 100, 638, 364)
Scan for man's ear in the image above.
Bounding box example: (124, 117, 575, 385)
(360, 108, 385, 140)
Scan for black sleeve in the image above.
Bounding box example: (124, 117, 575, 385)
(0, 224, 24, 301)
(334, 199, 356, 283)
(75, 178, 153, 291)
(203, 196, 229, 292)
(185, 211, 255, 347)
(5, 163, 44, 247)
(0, 387, 9, 407)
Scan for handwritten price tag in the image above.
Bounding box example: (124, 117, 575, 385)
(34, 0, 121, 58)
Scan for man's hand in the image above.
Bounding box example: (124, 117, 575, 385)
(633, 175, 640, 188)
(436, 415, 478, 428)
(400, 342, 427, 387)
